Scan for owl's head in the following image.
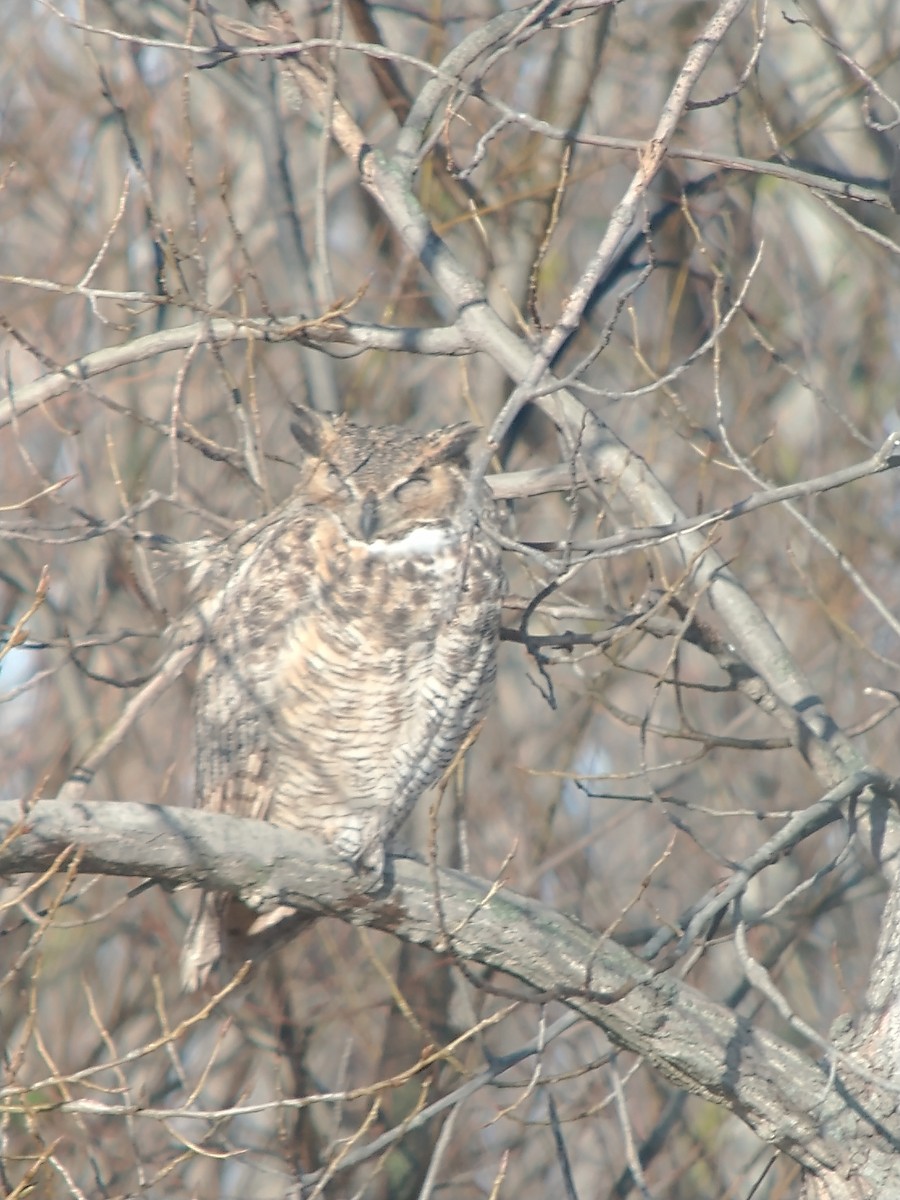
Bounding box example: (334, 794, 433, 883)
(290, 408, 481, 545)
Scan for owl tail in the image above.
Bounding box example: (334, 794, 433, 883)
(181, 891, 262, 992)
(180, 891, 226, 992)
(181, 892, 317, 991)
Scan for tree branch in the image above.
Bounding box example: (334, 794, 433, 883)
(277, 0, 880, 812)
(0, 314, 469, 431)
(0, 796, 896, 1183)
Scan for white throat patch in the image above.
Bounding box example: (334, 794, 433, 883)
(366, 525, 455, 559)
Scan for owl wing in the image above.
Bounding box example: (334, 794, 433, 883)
(193, 505, 319, 822)
(184, 505, 326, 990)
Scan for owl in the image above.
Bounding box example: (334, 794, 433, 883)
(180, 408, 505, 991)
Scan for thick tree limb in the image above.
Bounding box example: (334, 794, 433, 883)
(1, 796, 898, 1190)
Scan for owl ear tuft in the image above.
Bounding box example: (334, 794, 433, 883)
(290, 408, 342, 459)
(423, 422, 479, 468)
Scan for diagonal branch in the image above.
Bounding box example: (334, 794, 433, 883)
(274, 0, 875, 805)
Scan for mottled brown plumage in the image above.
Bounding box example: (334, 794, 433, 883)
(180, 409, 504, 990)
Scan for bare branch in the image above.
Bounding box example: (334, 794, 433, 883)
(0, 795, 894, 1182)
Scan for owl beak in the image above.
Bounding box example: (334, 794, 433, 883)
(359, 491, 379, 541)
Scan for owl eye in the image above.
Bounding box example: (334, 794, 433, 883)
(321, 463, 348, 492)
(393, 475, 431, 501)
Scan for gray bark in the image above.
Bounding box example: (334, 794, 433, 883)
(2, 796, 899, 1194)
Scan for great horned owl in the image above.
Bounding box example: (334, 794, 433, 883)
(180, 408, 504, 991)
